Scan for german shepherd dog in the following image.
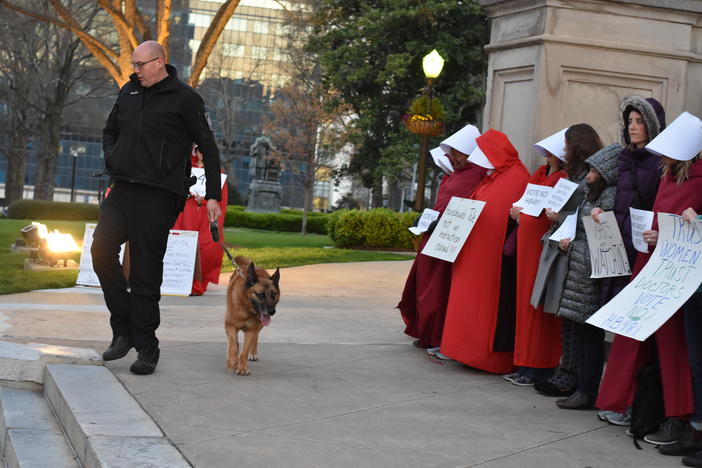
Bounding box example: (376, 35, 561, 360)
(225, 255, 280, 375)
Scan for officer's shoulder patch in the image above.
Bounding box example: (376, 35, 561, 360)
(203, 112, 214, 132)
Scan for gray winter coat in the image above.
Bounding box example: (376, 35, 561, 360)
(530, 169, 588, 314)
(557, 144, 622, 323)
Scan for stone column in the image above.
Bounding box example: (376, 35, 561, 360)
(479, 0, 702, 171)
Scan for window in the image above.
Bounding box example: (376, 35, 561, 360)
(251, 46, 268, 60)
(222, 43, 244, 57)
(225, 18, 248, 32)
(253, 22, 269, 34)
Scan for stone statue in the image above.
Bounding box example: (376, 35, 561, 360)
(249, 136, 279, 182)
(246, 135, 283, 213)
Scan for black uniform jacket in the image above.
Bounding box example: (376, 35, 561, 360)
(102, 65, 222, 201)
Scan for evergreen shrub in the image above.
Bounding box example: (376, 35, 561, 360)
(7, 200, 100, 220)
(329, 208, 416, 249)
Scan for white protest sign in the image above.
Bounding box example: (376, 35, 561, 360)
(587, 213, 702, 341)
(408, 208, 440, 235)
(582, 211, 631, 278)
(543, 178, 578, 213)
(421, 197, 486, 262)
(630, 208, 655, 253)
(76, 225, 198, 296)
(190, 168, 228, 197)
(549, 207, 579, 242)
(513, 183, 552, 217)
(161, 230, 199, 296)
(76, 223, 125, 287)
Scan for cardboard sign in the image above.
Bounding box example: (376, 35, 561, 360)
(77, 225, 200, 296)
(583, 211, 631, 278)
(190, 168, 228, 197)
(160, 230, 200, 296)
(513, 183, 552, 217)
(543, 178, 578, 213)
(586, 213, 702, 341)
(549, 207, 579, 242)
(421, 197, 486, 262)
(76, 224, 126, 287)
(630, 208, 655, 253)
(408, 208, 440, 235)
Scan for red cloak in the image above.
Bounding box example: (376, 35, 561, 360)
(596, 159, 702, 417)
(173, 162, 228, 295)
(441, 129, 530, 373)
(398, 163, 487, 347)
(513, 165, 566, 368)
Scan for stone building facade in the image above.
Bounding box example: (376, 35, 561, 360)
(478, 0, 702, 171)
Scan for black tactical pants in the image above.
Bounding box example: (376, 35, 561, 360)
(91, 182, 178, 352)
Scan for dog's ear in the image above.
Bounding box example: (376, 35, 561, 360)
(245, 262, 257, 289)
(270, 268, 280, 287)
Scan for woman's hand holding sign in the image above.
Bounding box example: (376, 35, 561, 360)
(509, 205, 522, 224)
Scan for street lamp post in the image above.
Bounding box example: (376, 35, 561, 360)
(414, 50, 445, 213)
(69, 146, 85, 203)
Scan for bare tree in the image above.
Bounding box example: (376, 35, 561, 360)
(0, 8, 41, 203)
(0, 0, 242, 87)
(29, 1, 112, 200)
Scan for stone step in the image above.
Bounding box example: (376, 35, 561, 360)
(44, 364, 190, 468)
(0, 341, 101, 388)
(0, 387, 79, 468)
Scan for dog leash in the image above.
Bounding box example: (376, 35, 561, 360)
(211, 221, 245, 278)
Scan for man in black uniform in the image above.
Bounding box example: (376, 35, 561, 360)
(92, 41, 222, 375)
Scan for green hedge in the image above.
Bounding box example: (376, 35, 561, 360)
(224, 207, 329, 234)
(328, 208, 417, 249)
(7, 200, 100, 220)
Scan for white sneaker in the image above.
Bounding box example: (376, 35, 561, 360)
(426, 347, 441, 356)
(605, 409, 632, 426)
(597, 410, 617, 422)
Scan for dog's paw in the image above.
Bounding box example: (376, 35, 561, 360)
(235, 366, 251, 376)
(248, 354, 258, 361)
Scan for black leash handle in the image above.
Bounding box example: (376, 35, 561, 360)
(211, 220, 235, 262)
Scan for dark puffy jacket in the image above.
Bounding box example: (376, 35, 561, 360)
(102, 65, 221, 200)
(601, 96, 665, 302)
(558, 144, 621, 323)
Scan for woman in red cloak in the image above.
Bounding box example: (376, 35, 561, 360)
(172, 145, 228, 295)
(398, 125, 487, 349)
(597, 113, 701, 445)
(506, 131, 567, 385)
(440, 129, 530, 374)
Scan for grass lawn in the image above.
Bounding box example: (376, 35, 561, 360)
(0, 220, 413, 295)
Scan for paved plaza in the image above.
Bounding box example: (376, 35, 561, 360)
(0, 261, 685, 467)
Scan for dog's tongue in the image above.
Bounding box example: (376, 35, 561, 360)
(260, 313, 271, 326)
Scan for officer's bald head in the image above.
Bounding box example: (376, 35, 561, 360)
(132, 41, 168, 88)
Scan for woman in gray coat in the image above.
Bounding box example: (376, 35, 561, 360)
(555, 143, 622, 409)
(531, 124, 604, 397)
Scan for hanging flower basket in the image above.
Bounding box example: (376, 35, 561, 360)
(405, 115, 444, 136)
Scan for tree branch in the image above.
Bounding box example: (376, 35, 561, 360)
(189, 0, 240, 88)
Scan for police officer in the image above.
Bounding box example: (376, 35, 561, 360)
(92, 41, 222, 375)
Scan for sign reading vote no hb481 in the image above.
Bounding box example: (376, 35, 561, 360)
(587, 213, 702, 341)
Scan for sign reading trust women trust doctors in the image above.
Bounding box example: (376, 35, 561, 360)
(586, 213, 702, 341)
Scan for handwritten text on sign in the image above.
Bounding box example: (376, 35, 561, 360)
(582, 211, 631, 278)
(513, 183, 552, 217)
(76, 223, 125, 287)
(421, 197, 486, 262)
(587, 213, 702, 341)
(543, 178, 578, 213)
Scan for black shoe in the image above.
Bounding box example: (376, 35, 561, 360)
(683, 449, 702, 467)
(535, 380, 576, 397)
(556, 391, 595, 410)
(102, 336, 132, 361)
(660, 424, 702, 456)
(129, 348, 160, 375)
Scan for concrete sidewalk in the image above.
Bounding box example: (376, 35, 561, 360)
(0, 261, 683, 467)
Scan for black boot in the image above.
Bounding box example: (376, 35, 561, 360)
(130, 348, 160, 375)
(102, 336, 132, 361)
